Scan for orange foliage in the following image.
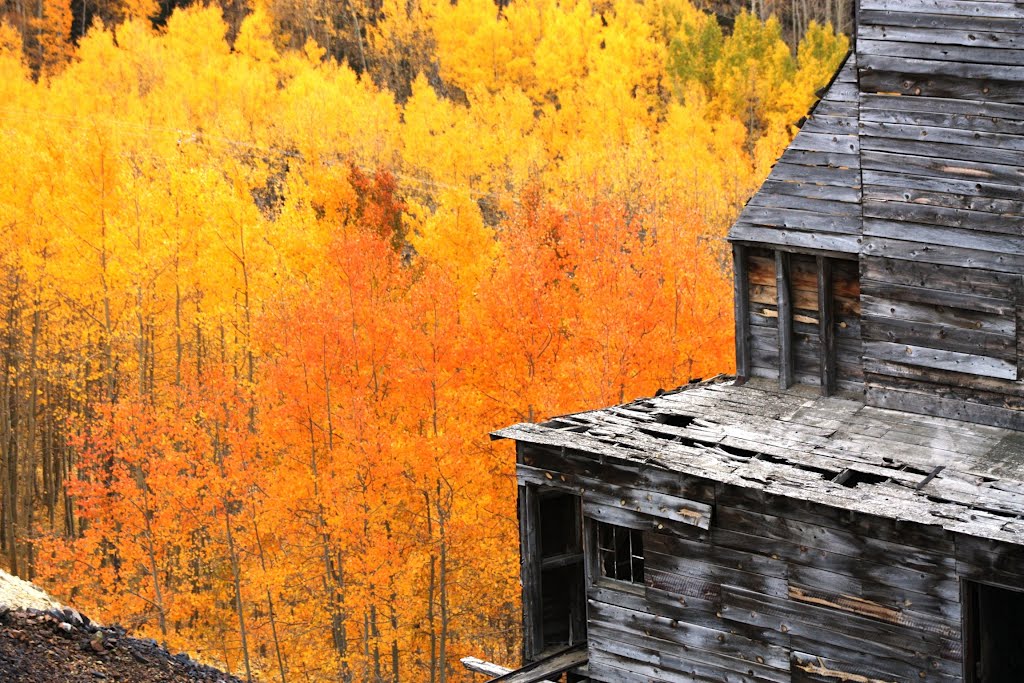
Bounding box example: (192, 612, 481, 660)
(0, 3, 846, 681)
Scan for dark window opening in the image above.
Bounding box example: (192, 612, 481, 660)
(540, 494, 581, 557)
(540, 564, 581, 646)
(596, 522, 644, 584)
(525, 489, 586, 659)
(965, 580, 1024, 683)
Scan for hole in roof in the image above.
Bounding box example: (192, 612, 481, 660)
(833, 469, 890, 488)
(544, 420, 586, 431)
(654, 413, 694, 429)
(719, 444, 759, 460)
(755, 451, 836, 477)
(978, 506, 1020, 519)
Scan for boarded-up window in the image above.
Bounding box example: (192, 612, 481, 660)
(736, 245, 862, 394)
(832, 259, 863, 389)
(745, 247, 780, 381)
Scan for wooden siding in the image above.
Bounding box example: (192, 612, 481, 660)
(857, 4, 1024, 430)
(861, 258, 1024, 429)
(515, 440, 1024, 683)
(729, 6, 1024, 429)
(730, 53, 862, 255)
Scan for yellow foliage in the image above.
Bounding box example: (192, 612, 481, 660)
(235, 7, 280, 63)
(411, 188, 499, 296)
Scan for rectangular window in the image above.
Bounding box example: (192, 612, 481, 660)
(520, 487, 587, 659)
(965, 580, 1024, 682)
(595, 522, 644, 584)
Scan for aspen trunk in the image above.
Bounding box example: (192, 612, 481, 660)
(424, 489, 437, 683)
(3, 283, 20, 575)
(138, 468, 168, 639)
(252, 507, 287, 683)
(436, 479, 450, 683)
(224, 503, 252, 683)
(23, 303, 40, 577)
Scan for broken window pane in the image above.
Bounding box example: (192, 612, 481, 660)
(596, 521, 644, 584)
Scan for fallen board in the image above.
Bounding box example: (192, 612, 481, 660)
(485, 644, 588, 683)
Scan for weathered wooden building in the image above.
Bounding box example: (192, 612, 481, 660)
(478, 3, 1024, 682)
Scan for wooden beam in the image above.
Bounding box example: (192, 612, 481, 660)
(486, 644, 588, 683)
(776, 251, 794, 389)
(459, 657, 558, 683)
(518, 484, 543, 660)
(733, 243, 751, 384)
(817, 256, 836, 396)
(462, 658, 515, 678)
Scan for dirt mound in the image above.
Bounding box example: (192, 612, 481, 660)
(0, 607, 244, 683)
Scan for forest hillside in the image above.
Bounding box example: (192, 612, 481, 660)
(0, 0, 846, 680)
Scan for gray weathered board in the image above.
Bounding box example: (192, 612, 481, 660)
(482, 644, 587, 683)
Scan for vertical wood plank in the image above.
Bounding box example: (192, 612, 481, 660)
(733, 243, 751, 384)
(1016, 276, 1023, 384)
(961, 574, 977, 683)
(518, 484, 543, 660)
(817, 256, 836, 396)
(776, 250, 794, 390)
(569, 496, 587, 645)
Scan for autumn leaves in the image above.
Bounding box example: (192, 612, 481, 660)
(0, 0, 845, 680)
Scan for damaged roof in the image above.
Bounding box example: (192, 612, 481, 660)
(494, 377, 1024, 546)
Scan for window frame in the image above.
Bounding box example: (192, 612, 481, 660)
(587, 518, 646, 594)
(520, 485, 588, 660)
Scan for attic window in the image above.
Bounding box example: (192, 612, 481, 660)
(595, 522, 644, 584)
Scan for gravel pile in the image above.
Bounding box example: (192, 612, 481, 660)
(0, 570, 244, 683)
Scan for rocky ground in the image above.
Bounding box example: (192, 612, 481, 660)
(0, 607, 245, 682)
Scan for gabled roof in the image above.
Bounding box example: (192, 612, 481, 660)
(495, 378, 1024, 546)
(729, 54, 861, 254)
